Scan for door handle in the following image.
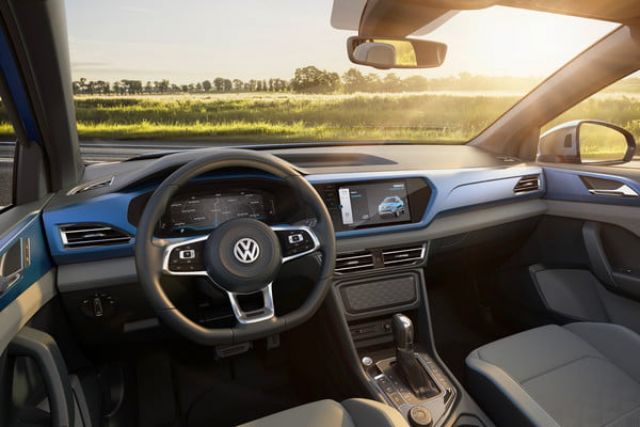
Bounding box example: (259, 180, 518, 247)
(583, 222, 640, 301)
(0, 237, 30, 294)
(588, 184, 639, 197)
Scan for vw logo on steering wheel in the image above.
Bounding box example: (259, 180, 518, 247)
(233, 237, 261, 264)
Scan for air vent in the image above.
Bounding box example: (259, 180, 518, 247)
(60, 224, 132, 248)
(513, 174, 541, 194)
(382, 245, 426, 268)
(335, 250, 375, 274)
(68, 176, 114, 195)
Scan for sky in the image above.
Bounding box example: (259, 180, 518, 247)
(65, 0, 619, 84)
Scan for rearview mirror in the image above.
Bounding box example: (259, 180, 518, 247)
(537, 120, 636, 164)
(347, 37, 447, 69)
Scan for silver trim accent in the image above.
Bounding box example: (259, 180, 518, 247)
(270, 225, 321, 263)
(233, 237, 261, 264)
(0, 237, 30, 293)
(513, 174, 541, 194)
(335, 250, 375, 274)
(67, 176, 114, 195)
(588, 184, 639, 198)
(227, 283, 275, 324)
(381, 244, 427, 267)
(60, 224, 131, 248)
(336, 253, 372, 261)
(160, 235, 209, 277)
(161, 235, 275, 324)
(160, 225, 318, 324)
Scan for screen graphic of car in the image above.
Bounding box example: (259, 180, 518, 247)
(377, 196, 406, 218)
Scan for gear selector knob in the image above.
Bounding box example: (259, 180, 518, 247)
(392, 313, 414, 351)
(391, 313, 439, 399)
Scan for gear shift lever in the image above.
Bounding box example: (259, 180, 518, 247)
(392, 314, 438, 399)
(392, 313, 414, 351)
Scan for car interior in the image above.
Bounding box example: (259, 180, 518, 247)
(1, 0, 640, 426)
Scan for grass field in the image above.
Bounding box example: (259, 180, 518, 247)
(0, 91, 639, 143)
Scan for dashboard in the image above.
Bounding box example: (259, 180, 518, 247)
(41, 143, 550, 344)
(42, 145, 547, 265)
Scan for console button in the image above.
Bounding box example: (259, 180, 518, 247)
(408, 406, 433, 427)
(389, 392, 405, 406)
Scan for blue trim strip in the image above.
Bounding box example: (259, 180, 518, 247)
(44, 167, 545, 263)
(0, 215, 53, 310)
(0, 24, 41, 142)
(544, 167, 640, 207)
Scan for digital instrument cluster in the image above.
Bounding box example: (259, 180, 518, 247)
(158, 190, 276, 234)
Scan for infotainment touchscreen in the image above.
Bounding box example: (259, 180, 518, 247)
(337, 181, 411, 228)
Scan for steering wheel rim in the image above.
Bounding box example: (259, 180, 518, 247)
(134, 149, 336, 345)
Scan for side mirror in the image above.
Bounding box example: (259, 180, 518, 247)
(347, 36, 447, 69)
(537, 120, 636, 164)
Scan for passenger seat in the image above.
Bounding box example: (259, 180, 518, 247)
(466, 322, 640, 427)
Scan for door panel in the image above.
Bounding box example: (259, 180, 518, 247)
(583, 221, 640, 302)
(544, 167, 640, 207)
(539, 163, 640, 332)
(0, 199, 55, 354)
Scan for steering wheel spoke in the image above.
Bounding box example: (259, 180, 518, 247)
(226, 284, 275, 324)
(160, 235, 209, 276)
(271, 225, 320, 263)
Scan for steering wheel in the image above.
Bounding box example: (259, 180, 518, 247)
(135, 149, 336, 345)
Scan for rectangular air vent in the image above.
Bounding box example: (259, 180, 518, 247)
(335, 250, 374, 274)
(513, 174, 541, 194)
(382, 245, 426, 268)
(60, 224, 131, 248)
(67, 176, 114, 195)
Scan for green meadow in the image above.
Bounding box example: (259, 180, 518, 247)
(0, 91, 639, 143)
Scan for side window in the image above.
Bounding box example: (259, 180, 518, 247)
(541, 71, 640, 164)
(0, 97, 16, 209)
(545, 70, 640, 135)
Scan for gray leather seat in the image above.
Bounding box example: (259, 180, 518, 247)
(466, 322, 640, 427)
(238, 398, 409, 427)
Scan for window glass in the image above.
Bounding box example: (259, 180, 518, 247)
(0, 97, 16, 209)
(64, 1, 617, 152)
(544, 71, 640, 143)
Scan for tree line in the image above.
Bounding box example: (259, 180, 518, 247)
(72, 66, 640, 96)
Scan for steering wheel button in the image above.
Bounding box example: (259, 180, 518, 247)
(179, 249, 196, 259)
(288, 233, 304, 244)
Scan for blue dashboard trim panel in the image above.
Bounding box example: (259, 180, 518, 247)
(544, 167, 640, 207)
(43, 171, 285, 264)
(0, 214, 53, 311)
(43, 165, 544, 264)
(43, 191, 142, 264)
(307, 166, 544, 239)
(0, 25, 41, 142)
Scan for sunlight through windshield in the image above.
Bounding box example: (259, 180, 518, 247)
(60, 1, 619, 146)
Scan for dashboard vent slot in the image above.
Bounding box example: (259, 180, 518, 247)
(68, 176, 114, 195)
(335, 250, 374, 274)
(382, 245, 426, 268)
(513, 174, 541, 194)
(60, 224, 132, 248)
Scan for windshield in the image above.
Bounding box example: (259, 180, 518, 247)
(64, 1, 617, 147)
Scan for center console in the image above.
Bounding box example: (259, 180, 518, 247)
(334, 262, 457, 426)
(362, 314, 457, 426)
(312, 174, 488, 426)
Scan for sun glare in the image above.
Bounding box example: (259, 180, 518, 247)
(425, 6, 618, 78)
